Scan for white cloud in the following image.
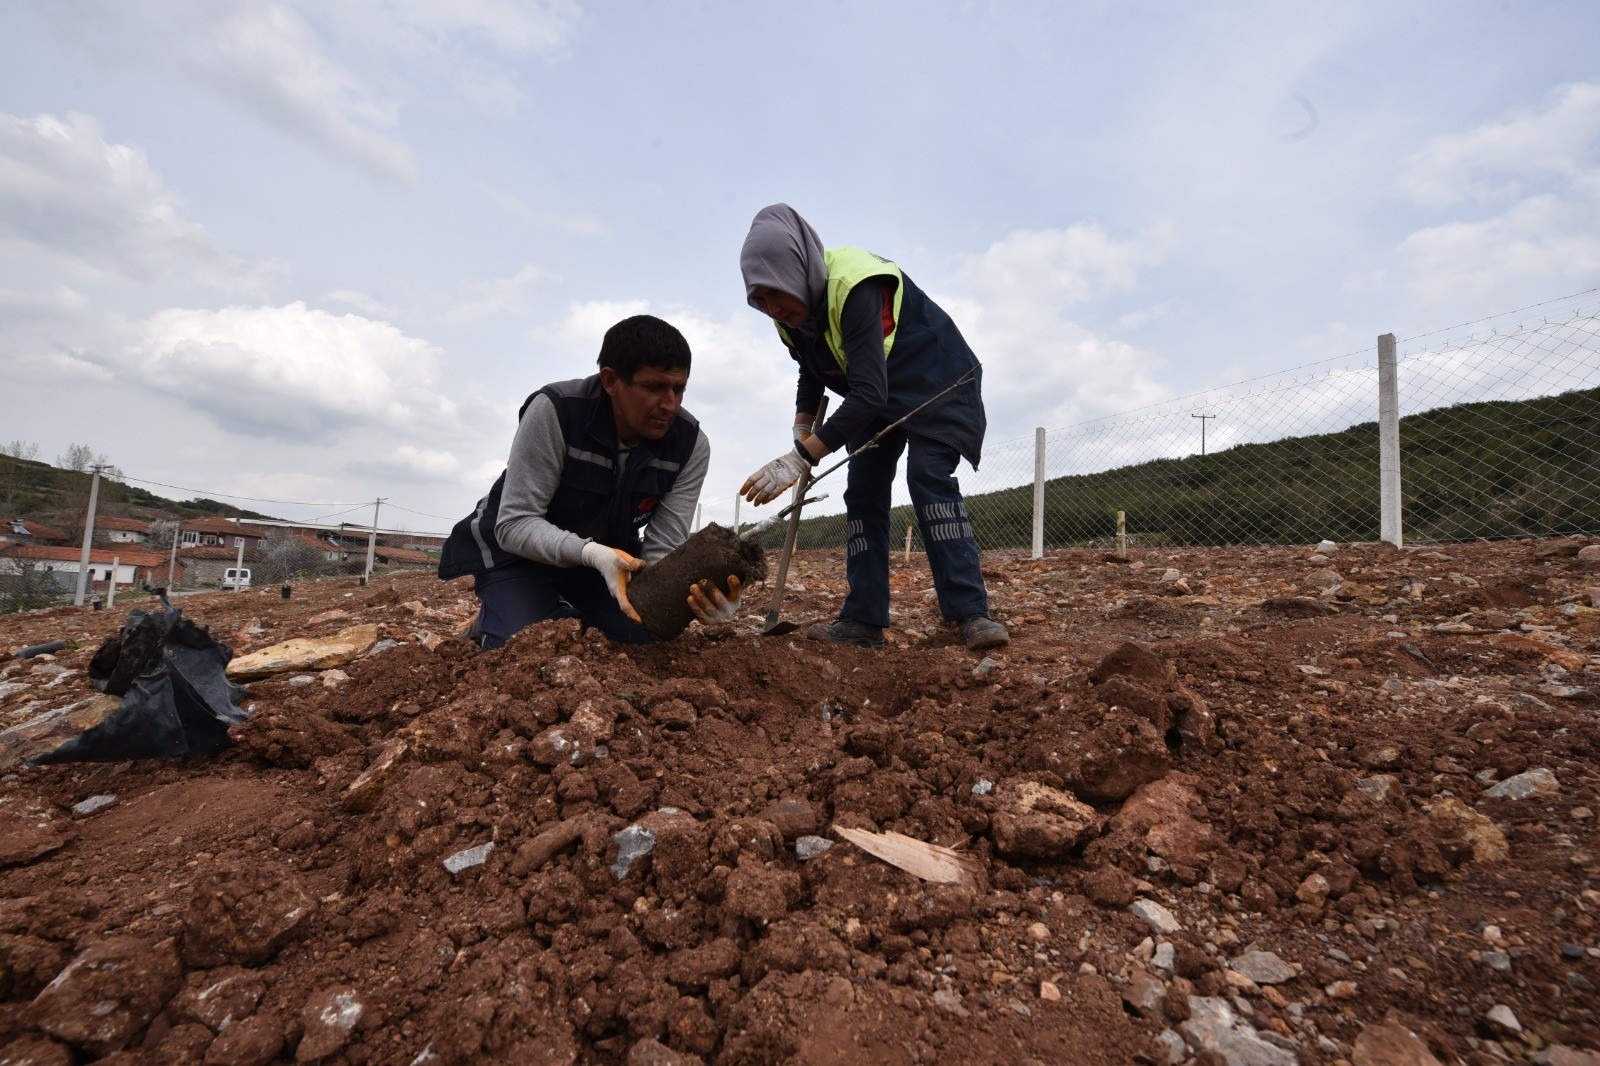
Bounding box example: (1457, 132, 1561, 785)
(337, 0, 578, 54)
(326, 288, 399, 318)
(0, 111, 284, 292)
(1396, 81, 1600, 307)
(544, 213, 609, 238)
(1402, 81, 1600, 208)
(41, 0, 580, 186)
(1117, 302, 1173, 331)
(161, 3, 418, 185)
(372, 444, 466, 480)
(447, 265, 558, 322)
(1399, 195, 1600, 304)
(945, 223, 1178, 435)
(94, 302, 462, 438)
(0, 285, 87, 320)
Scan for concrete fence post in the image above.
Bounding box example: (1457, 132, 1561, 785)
(1031, 427, 1046, 559)
(1378, 333, 1403, 546)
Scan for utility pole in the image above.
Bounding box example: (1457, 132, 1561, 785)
(167, 523, 181, 589)
(1191, 413, 1216, 456)
(72, 464, 105, 607)
(363, 498, 385, 583)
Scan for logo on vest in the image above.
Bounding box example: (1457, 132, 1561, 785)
(633, 497, 659, 525)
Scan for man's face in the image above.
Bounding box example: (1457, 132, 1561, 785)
(601, 364, 688, 445)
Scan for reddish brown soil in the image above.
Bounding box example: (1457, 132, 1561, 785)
(1, 539, 1599, 1065)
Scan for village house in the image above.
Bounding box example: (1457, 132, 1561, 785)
(0, 544, 169, 589)
(175, 515, 265, 553)
(171, 545, 257, 586)
(96, 516, 152, 545)
(292, 533, 351, 563)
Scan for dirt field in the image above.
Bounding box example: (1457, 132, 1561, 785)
(2, 537, 1599, 1065)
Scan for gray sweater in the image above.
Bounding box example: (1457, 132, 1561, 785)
(493, 393, 711, 567)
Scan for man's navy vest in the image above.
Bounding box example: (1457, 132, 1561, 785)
(438, 374, 700, 580)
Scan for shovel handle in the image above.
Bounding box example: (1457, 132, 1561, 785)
(764, 395, 828, 623)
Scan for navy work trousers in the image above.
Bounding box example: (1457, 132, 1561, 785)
(839, 424, 989, 629)
(474, 559, 653, 649)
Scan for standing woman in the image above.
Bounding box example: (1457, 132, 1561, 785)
(738, 204, 1009, 651)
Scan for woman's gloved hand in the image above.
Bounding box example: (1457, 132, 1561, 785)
(687, 575, 742, 626)
(580, 541, 644, 622)
(741, 449, 808, 505)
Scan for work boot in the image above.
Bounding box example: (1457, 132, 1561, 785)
(460, 609, 484, 647)
(959, 615, 1010, 650)
(804, 619, 885, 649)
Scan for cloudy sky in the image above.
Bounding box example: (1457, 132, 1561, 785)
(1, 1, 1597, 536)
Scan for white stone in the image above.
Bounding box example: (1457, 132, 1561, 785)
(443, 841, 493, 874)
(1230, 950, 1296, 985)
(1130, 898, 1182, 934)
(1181, 996, 1300, 1065)
(71, 794, 116, 816)
(611, 825, 656, 878)
(1484, 768, 1559, 800)
(794, 836, 832, 860)
(1486, 1004, 1522, 1032)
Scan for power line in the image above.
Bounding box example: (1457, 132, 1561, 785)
(114, 472, 364, 509)
(385, 502, 458, 522)
(306, 503, 373, 523)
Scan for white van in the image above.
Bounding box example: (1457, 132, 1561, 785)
(221, 568, 252, 590)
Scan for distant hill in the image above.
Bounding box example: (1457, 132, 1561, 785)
(0, 453, 278, 534)
(758, 384, 1600, 550)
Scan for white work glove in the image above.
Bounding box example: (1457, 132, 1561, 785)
(687, 575, 742, 626)
(580, 541, 644, 622)
(791, 421, 814, 445)
(741, 448, 808, 506)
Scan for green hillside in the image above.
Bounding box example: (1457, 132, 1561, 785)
(0, 454, 278, 533)
(758, 385, 1600, 550)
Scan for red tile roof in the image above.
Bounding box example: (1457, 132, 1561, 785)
(375, 546, 436, 565)
(4, 518, 69, 541)
(177, 516, 263, 536)
(97, 516, 152, 533)
(1, 545, 169, 567)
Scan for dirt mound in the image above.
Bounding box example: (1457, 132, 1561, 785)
(0, 539, 1597, 1063)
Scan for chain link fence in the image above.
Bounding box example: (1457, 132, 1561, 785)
(8, 295, 1598, 614)
(699, 293, 1600, 553)
(0, 534, 431, 614)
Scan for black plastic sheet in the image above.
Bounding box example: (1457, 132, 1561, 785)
(32, 599, 248, 764)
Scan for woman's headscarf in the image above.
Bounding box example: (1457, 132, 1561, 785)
(740, 204, 828, 321)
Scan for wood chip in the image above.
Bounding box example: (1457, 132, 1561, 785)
(832, 825, 979, 886)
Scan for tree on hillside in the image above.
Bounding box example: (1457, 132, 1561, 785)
(56, 443, 122, 480)
(50, 442, 131, 544)
(0, 440, 40, 515)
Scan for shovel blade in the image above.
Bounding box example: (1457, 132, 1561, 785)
(759, 610, 800, 636)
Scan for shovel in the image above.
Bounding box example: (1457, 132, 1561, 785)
(745, 369, 976, 636)
(759, 395, 828, 635)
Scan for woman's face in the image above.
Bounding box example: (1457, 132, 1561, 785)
(749, 285, 810, 329)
